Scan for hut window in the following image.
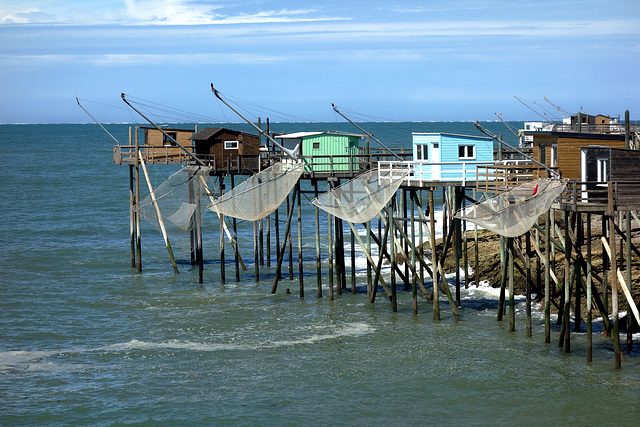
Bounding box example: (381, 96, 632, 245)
(416, 144, 428, 160)
(163, 132, 177, 146)
(458, 145, 475, 160)
(551, 144, 558, 167)
(313, 142, 320, 149)
(224, 140, 239, 150)
(597, 158, 609, 182)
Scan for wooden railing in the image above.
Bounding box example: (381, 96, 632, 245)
(557, 181, 640, 212)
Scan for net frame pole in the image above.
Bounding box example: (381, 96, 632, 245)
(138, 150, 179, 274)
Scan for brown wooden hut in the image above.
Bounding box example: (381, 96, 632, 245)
(190, 127, 260, 172)
(140, 126, 195, 162)
(527, 131, 626, 179)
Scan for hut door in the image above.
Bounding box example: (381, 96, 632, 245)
(431, 143, 440, 180)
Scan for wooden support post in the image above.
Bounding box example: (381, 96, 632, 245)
(129, 165, 136, 268)
(287, 195, 293, 280)
(544, 210, 551, 343)
(473, 188, 479, 287)
(259, 218, 264, 266)
(138, 151, 179, 274)
(563, 211, 571, 352)
(196, 176, 203, 283)
(271, 186, 298, 294)
(575, 215, 583, 333)
(367, 218, 372, 299)
(389, 200, 397, 313)
(416, 191, 425, 295)
(351, 223, 356, 294)
(609, 205, 622, 368)
(430, 189, 440, 321)
(508, 237, 515, 332)
(219, 176, 225, 285)
(586, 214, 593, 362)
(498, 236, 507, 321)
(297, 181, 304, 298)
(626, 211, 633, 347)
(134, 127, 142, 272)
(411, 190, 418, 315)
(231, 175, 240, 282)
(254, 220, 259, 282)
(275, 201, 281, 277)
(266, 214, 271, 267)
(327, 181, 334, 301)
(314, 181, 322, 298)
(454, 188, 461, 307)
(526, 231, 532, 337)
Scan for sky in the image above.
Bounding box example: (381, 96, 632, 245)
(1, 0, 639, 124)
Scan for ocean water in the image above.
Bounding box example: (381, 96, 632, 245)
(1, 122, 639, 426)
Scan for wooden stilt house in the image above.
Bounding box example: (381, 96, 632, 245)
(190, 127, 261, 173)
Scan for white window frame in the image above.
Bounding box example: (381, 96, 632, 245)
(458, 144, 476, 160)
(415, 144, 428, 161)
(224, 140, 239, 150)
(597, 158, 609, 183)
(551, 144, 558, 167)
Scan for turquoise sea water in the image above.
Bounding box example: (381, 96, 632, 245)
(1, 122, 639, 426)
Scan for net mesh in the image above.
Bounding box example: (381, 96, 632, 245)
(455, 178, 568, 238)
(207, 161, 304, 222)
(137, 166, 215, 231)
(311, 170, 407, 224)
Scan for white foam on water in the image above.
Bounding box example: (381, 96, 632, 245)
(99, 322, 376, 353)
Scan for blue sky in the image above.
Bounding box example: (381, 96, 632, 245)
(1, 0, 639, 123)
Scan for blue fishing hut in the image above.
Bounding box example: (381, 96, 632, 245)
(412, 132, 494, 181)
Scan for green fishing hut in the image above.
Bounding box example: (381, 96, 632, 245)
(275, 131, 364, 173)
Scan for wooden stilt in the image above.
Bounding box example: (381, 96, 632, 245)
(314, 180, 322, 298)
(389, 200, 397, 313)
(254, 220, 259, 282)
(271, 186, 298, 294)
(563, 211, 572, 352)
(454, 188, 461, 307)
(327, 181, 334, 301)
(275, 203, 281, 277)
(297, 181, 304, 298)
(508, 237, 515, 332)
(129, 165, 136, 268)
(231, 175, 240, 282)
(134, 127, 142, 272)
(196, 176, 203, 283)
(259, 218, 264, 266)
(266, 214, 271, 267)
(626, 211, 633, 347)
(219, 176, 225, 285)
(287, 195, 293, 280)
(411, 190, 418, 315)
(430, 189, 440, 321)
(526, 231, 532, 337)
(586, 213, 593, 362)
(498, 236, 507, 322)
(544, 210, 551, 343)
(351, 223, 356, 294)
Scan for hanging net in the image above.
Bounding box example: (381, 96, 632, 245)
(207, 161, 304, 222)
(455, 178, 568, 238)
(311, 169, 407, 224)
(136, 165, 216, 258)
(137, 166, 215, 231)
